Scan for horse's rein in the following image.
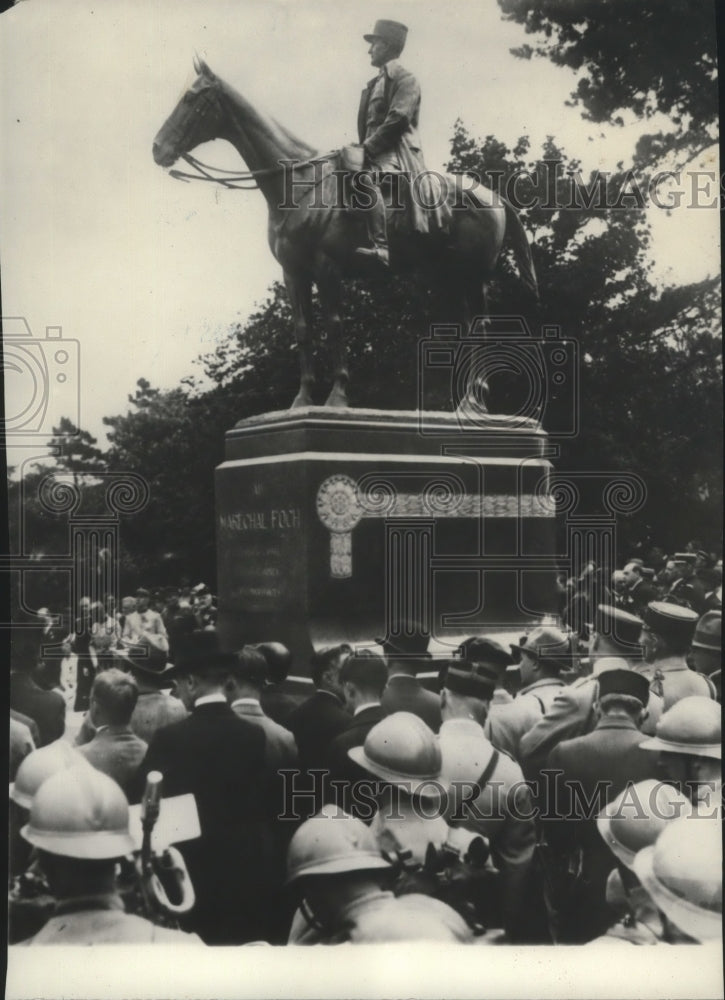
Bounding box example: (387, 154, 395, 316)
(169, 151, 338, 190)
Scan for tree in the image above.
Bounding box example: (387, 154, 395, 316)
(447, 124, 722, 550)
(102, 378, 242, 586)
(499, 0, 718, 170)
(48, 417, 107, 480)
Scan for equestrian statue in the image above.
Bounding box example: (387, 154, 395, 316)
(153, 20, 538, 409)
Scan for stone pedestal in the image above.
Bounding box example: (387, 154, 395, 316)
(216, 407, 558, 665)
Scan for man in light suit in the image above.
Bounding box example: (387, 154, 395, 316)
(77, 668, 148, 797)
(75, 646, 187, 748)
(484, 626, 569, 762)
(226, 645, 298, 771)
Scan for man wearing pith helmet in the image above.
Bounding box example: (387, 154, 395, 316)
(20, 765, 199, 944)
(285, 804, 471, 943)
(438, 653, 536, 941)
(593, 779, 692, 944)
(349, 711, 450, 865)
(639, 695, 721, 808)
(632, 815, 722, 942)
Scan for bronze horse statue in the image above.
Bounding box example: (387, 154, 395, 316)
(153, 58, 538, 408)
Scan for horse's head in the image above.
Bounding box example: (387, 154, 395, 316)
(152, 57, 226, 167)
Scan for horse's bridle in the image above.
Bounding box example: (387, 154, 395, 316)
(169, 150, 339, 190)
(164, 77, 338, 190)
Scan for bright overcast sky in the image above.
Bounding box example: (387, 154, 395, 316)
(1, 0, 719, 468)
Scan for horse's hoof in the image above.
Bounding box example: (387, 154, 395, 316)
(324, 391, 349, 408)
(290, 393, 314, 409)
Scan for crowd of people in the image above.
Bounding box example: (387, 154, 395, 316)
(8, 546, 722, 949)
(558, 541, 722, 637)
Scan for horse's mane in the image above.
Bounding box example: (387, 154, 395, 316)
(270, 116, 318, 159)
(215, 73, 318, 160)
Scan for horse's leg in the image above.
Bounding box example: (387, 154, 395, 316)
(284, 270, 315, 408)
(317, 271, 349, 408)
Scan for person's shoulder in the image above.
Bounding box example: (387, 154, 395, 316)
(387, 61, 417, 84)
(490, 744, 526, 783)
(262, 712, 296, 742)
(227, 710, 267, 748)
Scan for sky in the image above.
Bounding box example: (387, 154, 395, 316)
(1, 0, 720, 472)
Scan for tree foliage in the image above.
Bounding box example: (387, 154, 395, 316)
(447, 125, 722, 548)
(498, 0, 719, 169)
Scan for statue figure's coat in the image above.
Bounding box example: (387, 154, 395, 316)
(357, 60, 448, 235)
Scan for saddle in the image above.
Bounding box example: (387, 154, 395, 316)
(337, 144, 453, 237)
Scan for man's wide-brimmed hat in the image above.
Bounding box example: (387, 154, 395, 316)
(114, 641, 172, 678)
(363, 19, 408, 50)
(164, 630, 236, 679)
(376, 627, 431, 660)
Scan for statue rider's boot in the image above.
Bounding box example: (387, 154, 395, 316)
(355, 196, 389, 269)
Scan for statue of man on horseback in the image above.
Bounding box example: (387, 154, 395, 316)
(153, 32, 538, 409)
(354, 19, 447, 270)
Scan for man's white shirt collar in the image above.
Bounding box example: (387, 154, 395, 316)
(354, 701, 380, 717)
(194, 693, 227, 707)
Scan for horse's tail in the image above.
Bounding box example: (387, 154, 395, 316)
(501, 196, 539, 301)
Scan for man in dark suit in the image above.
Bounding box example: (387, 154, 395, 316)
(257, 641, 299, 725)
(621, 561, 659, 615)
(77, 668, 147, 797)
(379, 629, 441, 732)
(328, 651, 387, 814)
(133, 632, 275, 944)
(10, 625, 65, 747)
(285, 644, 352, 817)
(545, 669, 659, 943)
(286, 644, 351, 770)
(666, 552, 707, 613)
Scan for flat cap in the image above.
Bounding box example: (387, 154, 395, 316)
(673, 552, 696, 563)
